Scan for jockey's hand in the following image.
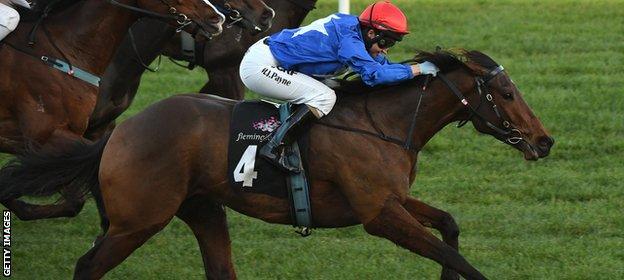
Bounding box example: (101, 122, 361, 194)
(411, 61, 440, 77)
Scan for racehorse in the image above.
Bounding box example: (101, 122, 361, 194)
(88, 0, 317, 136)
(0, 0, 225, 218)
(0, 0, 225, 154)
(0, 0, 274, 223)
(0, 50, 554, 279)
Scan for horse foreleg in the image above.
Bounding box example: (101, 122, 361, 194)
(177, 197, 236, 280)
(363, 197, 487, 280)
(404, 196, 460, 280)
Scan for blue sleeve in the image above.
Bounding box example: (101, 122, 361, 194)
(374, 54, 390, 65)
(335, 25, 413, 86)
(374, 54, 404, 65)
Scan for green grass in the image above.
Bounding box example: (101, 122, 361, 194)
(2, 0, 624, 279)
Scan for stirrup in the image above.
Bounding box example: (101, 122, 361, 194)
(276, 148, 301, 173)
(261, 146, 301, 173)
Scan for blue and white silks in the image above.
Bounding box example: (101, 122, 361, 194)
(266, 13, 413, 86)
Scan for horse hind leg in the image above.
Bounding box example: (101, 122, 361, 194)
(73, 220, 171, 280)
(404, 196, 461, 280)
(363, 197, 487, 280)
(176, 196, 236, 279)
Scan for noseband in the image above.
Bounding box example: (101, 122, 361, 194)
(213, 0, 244, 28)
(438, 66, 524, 145)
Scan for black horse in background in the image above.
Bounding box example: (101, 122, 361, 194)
(87, 0, 317, 137)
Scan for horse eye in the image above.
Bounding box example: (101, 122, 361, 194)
(503, 92, 514, 100)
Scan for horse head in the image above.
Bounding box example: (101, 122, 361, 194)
(422, 50, 554, 160)
(136, 0, 226, 36)
(213, 0, 275, 34)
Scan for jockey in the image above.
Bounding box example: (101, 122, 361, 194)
(0, 0, 30, 41)
(239, 0, 439, 172)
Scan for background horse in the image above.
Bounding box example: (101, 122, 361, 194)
(1, 0, 276, 222)
(0, 0, 226, 219)
(88, 0, 317, 136)
(0, 50, 553, 279)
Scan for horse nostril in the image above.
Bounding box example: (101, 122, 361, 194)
(210, 16, 223, 24)
(538, 136, 554, 149)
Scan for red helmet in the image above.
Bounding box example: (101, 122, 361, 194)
(359, 1, 409, 35)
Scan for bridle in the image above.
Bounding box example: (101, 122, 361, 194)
(112, 0, 229, 72)
(213, 0, 244, 28)
(438, 65, 524, 145)
(108, 0, 196, 32)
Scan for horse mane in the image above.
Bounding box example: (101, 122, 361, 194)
(335, 49, 499, 95)
(17, 0, 84, 22)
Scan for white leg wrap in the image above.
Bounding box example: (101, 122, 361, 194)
(240, 38, 337, 117)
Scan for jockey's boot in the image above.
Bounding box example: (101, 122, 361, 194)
(259, 105, 315, 173)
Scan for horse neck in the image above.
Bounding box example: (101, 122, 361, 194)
(44, 0, 139, 74)
(265, 0, 315, 31)
(362, 70, 476, 152)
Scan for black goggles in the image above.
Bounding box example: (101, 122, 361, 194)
(377, 37, 397, 49)
(374, 30, 403, 49)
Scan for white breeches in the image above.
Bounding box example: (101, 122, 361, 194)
(0, 3, 19, 41)
(240, 38, 337, 117)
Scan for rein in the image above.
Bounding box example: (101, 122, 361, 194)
(316, 65, 523, 152)
(316, 88, 424, 153)
(127, 25, 162, 73)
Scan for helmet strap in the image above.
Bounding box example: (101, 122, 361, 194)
(362, 27, 382, 50)
(364, 1, 380, 50)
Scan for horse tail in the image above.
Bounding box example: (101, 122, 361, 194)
(0, 133, 111, 201)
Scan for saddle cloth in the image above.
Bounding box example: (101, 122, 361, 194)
(228, 100, 290, 198)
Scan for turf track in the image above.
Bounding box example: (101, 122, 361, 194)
(1, 0, 622, 279)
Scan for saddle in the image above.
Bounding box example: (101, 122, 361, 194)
(227, 100, 313, 234)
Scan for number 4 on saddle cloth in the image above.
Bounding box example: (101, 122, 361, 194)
(228, 100, 313, 231)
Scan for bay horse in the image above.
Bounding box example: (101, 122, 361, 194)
(0, 50, 554, 279)
(88, 0, 316, 135)
(0, 0, 276, 222)
(0, 0, 226, 219)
